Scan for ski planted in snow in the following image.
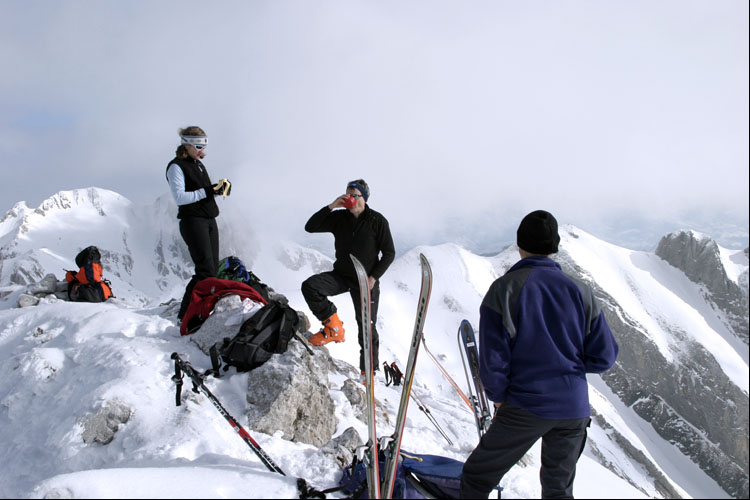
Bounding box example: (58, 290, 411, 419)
(457, 319, 493, 438)
(350, 254, 381, 499)
(170, 352, 286, 476)
(380, 253, 433, 499)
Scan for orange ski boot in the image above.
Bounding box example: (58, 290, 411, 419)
(308, 313, 345, 346)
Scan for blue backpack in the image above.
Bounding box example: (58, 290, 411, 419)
(336, 450, 470, 499)
(295, 450, 502, 499)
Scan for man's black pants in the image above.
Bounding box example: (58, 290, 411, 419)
(301, 270, 380, 371)
(178, 216, 219, 319)
(461, 403, 590, 499)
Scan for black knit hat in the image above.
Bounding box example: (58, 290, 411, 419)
(517, 210, 560, 255)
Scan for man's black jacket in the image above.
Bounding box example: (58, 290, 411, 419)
(305, 205, 395, 280)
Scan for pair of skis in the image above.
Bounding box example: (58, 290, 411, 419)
(350, 253, 433, 499)
(421, 321, 493, 440)
(457, 320, 493, 438)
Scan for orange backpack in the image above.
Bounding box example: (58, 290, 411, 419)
(65, 246, 113, 302)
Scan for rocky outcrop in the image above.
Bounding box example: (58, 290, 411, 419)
(320, 427, 364, 468)
(17, 274, 69, 307)
(245, 341, 337, 448)
(656, 231, 749, 345)
(186, 296, 337, 447)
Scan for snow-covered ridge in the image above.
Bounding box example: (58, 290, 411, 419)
(0, 187, 747, 498)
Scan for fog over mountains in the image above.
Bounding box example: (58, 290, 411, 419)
(0, 187, 747, 498)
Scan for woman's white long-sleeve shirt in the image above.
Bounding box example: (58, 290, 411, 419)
(166, 163, 208, 206)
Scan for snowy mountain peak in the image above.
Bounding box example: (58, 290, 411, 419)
(1, 187, 130, 242)
(0, 201, 31, 225)
(34, 187, 127, 216)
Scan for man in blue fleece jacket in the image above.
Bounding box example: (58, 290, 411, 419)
(460, 210, 619, 499)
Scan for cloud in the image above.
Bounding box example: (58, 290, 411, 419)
(1, 0, 747, 250)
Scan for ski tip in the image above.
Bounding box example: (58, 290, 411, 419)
(418, 254, 432, 278)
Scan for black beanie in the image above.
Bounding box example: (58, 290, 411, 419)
(517, 210, 560, 255)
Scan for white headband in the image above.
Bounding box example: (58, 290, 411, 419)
(180, 135, 208, 147)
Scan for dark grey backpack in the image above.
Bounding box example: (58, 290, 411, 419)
(213, 302, 300, 372)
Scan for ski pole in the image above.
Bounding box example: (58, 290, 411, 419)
(409, 387, 453, 446)
(172, 355, 184, 406)
(421, 337, 473, 411)
(170, 352, 286, 476)
(387, 361, 453, 446)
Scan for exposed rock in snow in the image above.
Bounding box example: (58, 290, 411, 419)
(81, 400, 132, 445)
(320, 426, 364, 468)
(245, 341, 337, 448)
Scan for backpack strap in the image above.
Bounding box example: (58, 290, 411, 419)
(247, 320, 283, 353)
(295, 454, 368, 500)
(208, 344, 223, 377)
(296, 477, 358, 500)
(273, 306, 300, 353)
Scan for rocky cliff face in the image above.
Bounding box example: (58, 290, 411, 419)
(656, 230, 749, 345)
(556, 249, 749, 499)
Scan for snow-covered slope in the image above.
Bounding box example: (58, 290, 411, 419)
(0, 188, 747, 498)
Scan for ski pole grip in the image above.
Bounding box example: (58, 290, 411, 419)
(171, 352, 183, 407)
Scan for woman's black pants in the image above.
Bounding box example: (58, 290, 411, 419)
(177, 216, 219, 319)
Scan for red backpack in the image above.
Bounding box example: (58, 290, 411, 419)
(65, 246, 114, 302)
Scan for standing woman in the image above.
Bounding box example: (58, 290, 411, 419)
(166, 126, 231, 321)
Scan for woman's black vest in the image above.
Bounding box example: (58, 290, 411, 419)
(166, 157, 219, 219)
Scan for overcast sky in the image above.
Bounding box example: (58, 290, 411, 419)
(2, 1, 748, 251)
